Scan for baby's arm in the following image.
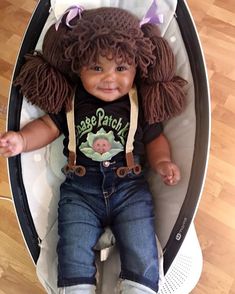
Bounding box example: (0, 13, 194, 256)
(146, 134, 180, 185)
(0, 115, 60, 158)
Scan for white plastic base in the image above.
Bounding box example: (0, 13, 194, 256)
(158, 224, 203, 294)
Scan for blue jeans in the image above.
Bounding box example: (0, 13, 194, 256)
(57, 160, 159, 292)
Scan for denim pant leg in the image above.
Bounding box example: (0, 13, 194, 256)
(57, 175, 105, 287)
(111, 173, 159, 292)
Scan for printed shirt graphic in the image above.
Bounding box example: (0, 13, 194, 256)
(78, 123, 124, 162)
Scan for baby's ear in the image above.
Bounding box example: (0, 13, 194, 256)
(140, 23, 187, 123)
(14, 53, 74, 113)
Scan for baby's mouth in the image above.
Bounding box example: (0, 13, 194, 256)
(98, 87, 118, 93)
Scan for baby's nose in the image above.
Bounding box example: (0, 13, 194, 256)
(103, 71, 116, 82)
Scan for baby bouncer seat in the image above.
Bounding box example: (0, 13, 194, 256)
(7, 0, 210, 293)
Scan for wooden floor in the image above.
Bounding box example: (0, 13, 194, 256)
(0, 0, 235, 293)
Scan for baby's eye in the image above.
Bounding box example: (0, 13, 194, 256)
(90, 66, 103, 72)
(116, 66, 127, 72)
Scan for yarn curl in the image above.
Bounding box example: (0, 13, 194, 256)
(140, 23, 187, 123)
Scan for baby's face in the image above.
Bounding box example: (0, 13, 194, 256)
(79, 55, 136, 102)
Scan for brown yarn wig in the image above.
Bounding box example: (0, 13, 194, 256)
(65, 7, 187, 123)
(14, 6, 187, 122)
(64, 7, 156, 77)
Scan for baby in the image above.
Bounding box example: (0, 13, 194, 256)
(0, 6, 186, 294)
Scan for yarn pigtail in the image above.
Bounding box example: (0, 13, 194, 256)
(14, 52, 74, 113)
(14, 23, 76, 114)
(140, 23, 187, 123)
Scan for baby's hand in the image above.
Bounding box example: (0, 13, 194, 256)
(0, 131, 25, 158)
(155, 161, 181, 185)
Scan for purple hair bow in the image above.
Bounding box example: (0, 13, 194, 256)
(140, 0, 164, 27)
(55, 5, 84, 31)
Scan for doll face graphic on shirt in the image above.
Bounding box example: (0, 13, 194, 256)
(79, 55, 136, 102)
(92, 137, 112, 154)
(79, 128, 124, 161)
